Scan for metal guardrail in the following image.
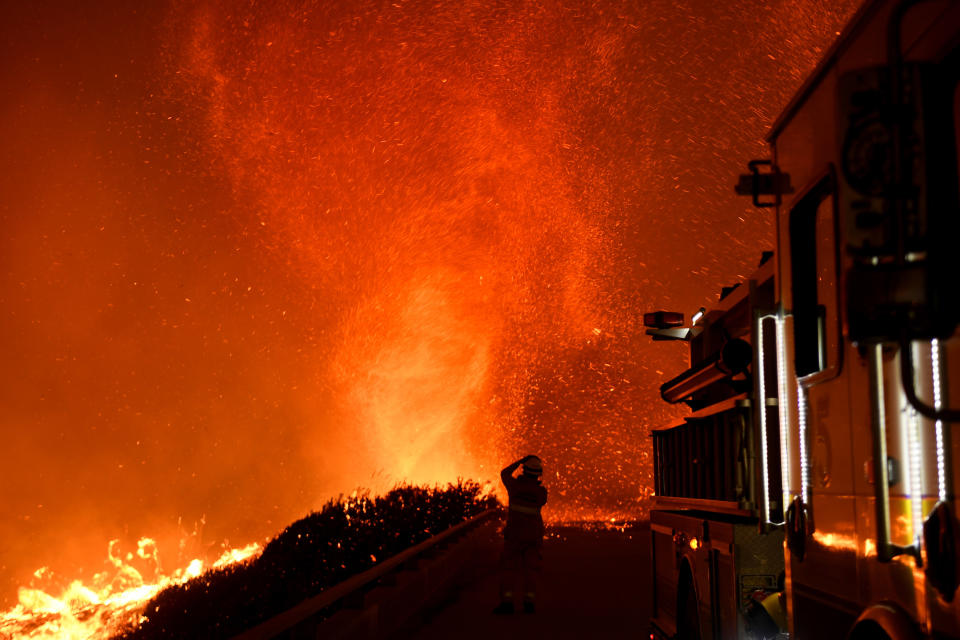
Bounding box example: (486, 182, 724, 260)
(232, 507, 500, 640)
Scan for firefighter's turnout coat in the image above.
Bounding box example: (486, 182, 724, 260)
(501, 460, 547, 543)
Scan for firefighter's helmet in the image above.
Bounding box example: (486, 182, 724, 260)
(523, 456, 543, 477)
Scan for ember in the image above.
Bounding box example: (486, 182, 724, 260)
(1, 0, 860, 636)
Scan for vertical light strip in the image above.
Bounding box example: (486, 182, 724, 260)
(932, 338, 946, 502)
(797, 383, 810, 505)
(757, 316, 771, 525)
(905, 341, 923, 548)
(775, 315, 792, 504)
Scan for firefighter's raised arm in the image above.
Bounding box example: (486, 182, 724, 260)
(501, 457, 527, 485)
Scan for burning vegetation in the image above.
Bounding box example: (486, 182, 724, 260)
(0, 482, 493, 639)
(1, 0, 860, 637)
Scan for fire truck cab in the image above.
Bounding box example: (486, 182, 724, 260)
(766, 0, 960, 637)
(649, 0, 960, 637)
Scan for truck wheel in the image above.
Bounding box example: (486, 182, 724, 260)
(677, 566, 701, 640)
(848, 621, 891, 640)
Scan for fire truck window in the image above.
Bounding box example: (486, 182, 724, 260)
(789, 176, 835, 378)
(815, 196, 837, 369)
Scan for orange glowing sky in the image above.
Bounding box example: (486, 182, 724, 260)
(0, 0, 861, 607)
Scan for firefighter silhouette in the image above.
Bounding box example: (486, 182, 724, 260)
(494, 455, 547, 615)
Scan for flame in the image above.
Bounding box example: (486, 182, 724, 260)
(330, 270, 498, 488)
(211, 542, 262, 569)
(0, 537, 261, 640)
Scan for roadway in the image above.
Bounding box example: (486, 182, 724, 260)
(393, 522, 652, 639)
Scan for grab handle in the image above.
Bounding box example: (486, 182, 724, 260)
(868, 343, 912, 562)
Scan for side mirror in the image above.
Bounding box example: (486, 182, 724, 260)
(838, 62, 959, 343)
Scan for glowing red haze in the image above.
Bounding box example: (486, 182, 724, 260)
(0, 0, 861, 608)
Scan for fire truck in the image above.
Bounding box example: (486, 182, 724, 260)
(647, 0, 960, 638)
